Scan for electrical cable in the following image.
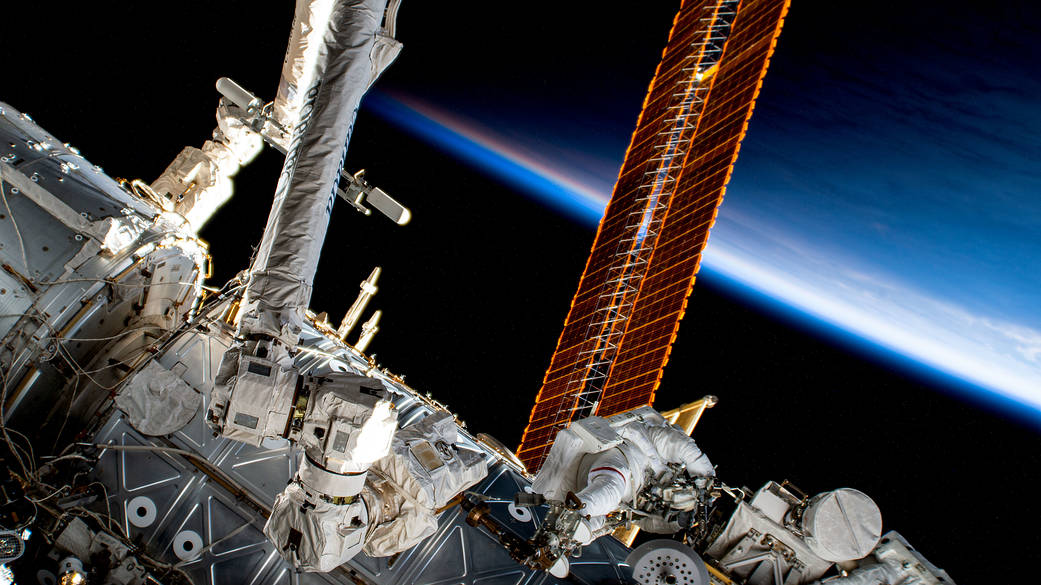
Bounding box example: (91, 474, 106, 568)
(0, 178, 29, 272)
(33, 277, 206, 289)
(0, 367, 33, 479)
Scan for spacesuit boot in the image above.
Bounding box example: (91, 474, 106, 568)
(572, 515, 605, 546)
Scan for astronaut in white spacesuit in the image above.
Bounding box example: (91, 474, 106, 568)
(532, 406, 714, 546)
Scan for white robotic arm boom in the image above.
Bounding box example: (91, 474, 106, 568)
(207, 0, 400, 446)
(149, 100, 263, 229)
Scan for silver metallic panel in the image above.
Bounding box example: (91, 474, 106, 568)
(90, 320, 635, 584)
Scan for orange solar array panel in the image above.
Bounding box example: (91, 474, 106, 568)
(518, 0, 790, 472)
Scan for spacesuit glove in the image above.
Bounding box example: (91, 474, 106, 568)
(572, 515, 605, 546)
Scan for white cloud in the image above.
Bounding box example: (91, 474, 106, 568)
(701, 235, 1041, 413)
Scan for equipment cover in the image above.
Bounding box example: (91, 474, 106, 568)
(363, 412, 488, 556)
(815, 531, 955, 585)
(265, 482, 370, 572)
(244, 0, 392, 343)
(115, 361, 201, 436)
(274, 0, 401, 135)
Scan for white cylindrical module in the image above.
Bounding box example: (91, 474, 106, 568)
(298, 455, 368, 498)
(801, 488, 882, 562)
(216, 77, 262, 113)
(0, 101, 207, 432)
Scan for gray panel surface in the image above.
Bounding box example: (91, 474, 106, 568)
(90, 323, 634, 584)
(1, 97, 635, 585)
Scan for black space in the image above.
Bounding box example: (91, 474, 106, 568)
(2, 2, 1038, 582)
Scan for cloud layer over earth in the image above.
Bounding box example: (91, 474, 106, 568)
(708, 210, 1041, 416)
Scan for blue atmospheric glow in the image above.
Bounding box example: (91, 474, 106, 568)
(363, 92, 605, 225)
(698, 265, 1041, 428)
(363, 91, 1041, 427)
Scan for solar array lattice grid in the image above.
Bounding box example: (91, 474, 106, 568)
(518, 0, 791, 471)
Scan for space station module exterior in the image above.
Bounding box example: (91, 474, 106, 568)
(532, 406, 713, 541)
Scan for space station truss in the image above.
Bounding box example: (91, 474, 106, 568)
(519, 0, 791, 471)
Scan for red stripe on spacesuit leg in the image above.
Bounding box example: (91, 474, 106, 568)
(590, 466, 626, 482)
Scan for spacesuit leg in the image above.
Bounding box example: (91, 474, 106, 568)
(575, 447, 631, 518)
(573, 514, 607, 546)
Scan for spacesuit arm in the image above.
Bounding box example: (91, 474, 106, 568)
(575, 448, 631, 517)
(646, 425, 714, 477)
